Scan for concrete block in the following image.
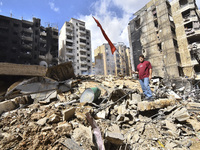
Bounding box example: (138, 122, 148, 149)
(137, 98, 176, 111)
(63, 108, 76, 121)
(105, 124, 124, 145)
(173, 107, 190, 122)
(0, 99, 18, 115)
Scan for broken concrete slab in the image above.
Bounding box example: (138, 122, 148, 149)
(187, 118, 200, 132)
(0, 98, 18, 115)
(36, 117, 48, 126)
(72, 124, 93, 149)
(137, 98, 176, 111)
(0, 63, 46, 76)
(48, 114, 60, 123)
(105, 124, 124, 145)
(61, 138, 83, 150)
(95, 110, 106, 119)
(46, 62, 75, 81)
(173, 107, 190, 122)
(63, 108, 76, 121)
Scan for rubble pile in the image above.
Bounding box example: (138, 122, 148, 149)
(0, 75, 200, 150)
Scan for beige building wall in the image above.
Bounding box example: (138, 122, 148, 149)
(94, 43, 131, 76)
(128, 0, 181, 79)
(171, 0, 200, 79)
(59, 18, 92, 75)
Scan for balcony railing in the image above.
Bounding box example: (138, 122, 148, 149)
(40, 32, 47, 36)
(22, 36, 33, 42)
(66, 45, 74, 49)
(180, 3, 196, 12)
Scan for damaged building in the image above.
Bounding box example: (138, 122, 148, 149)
(171, 0, 200, 79)
(0, 15, 58, 66)
(128, 0, 200, 79)
(59, 18, 92, 75)
(94, 43, 132, 76)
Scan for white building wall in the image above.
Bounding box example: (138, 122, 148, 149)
(59, 18, 92, 75)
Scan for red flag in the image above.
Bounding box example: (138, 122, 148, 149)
(93, 16, 116, 54)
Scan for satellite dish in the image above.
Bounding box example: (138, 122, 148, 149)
(39, 61, 48, 68)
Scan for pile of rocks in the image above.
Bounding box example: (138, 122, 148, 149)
(0, 75, 199, 150)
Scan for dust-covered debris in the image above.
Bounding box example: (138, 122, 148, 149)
(0, 74, 200, 150)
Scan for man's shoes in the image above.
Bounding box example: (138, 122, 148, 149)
(144, 96, 155, 101)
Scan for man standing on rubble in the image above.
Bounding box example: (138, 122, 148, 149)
(132, 55, 153, 100)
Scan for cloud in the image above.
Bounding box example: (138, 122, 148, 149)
(0, 2, 2, 6)
(78, 0, 151, 61)
(78, 0, 200, 61)
(49, 2, 59, 12)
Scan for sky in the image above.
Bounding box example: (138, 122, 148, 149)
(0, 0, 200, 60)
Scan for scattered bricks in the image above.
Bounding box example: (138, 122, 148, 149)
(187, 118, 200, 132)
(132, 93, 142, 102)
(137, 98, 176, 111)
(173, 107, 190, 122)
(41, 126, 52, 132)
(31, 112, 46, 121)
(63, 108, 76, 121)
(95, 110, 106, 119)
(105, 124, 124, 145)
(72, 124, 93, 148)
(57, 93, 66, 102)
(48, 114, 60, 123)
(117, 105, 127, 115)
(36, 117, 48, 126)
(0, 99, 18, 115)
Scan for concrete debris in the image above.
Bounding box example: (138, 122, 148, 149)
(172, 107, 190, 122)
(0, 75, 200, 149)
(105, 124, 124, 145)
(137, 98, 176, 111)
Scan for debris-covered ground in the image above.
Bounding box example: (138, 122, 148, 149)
(0, 74, 200, 150)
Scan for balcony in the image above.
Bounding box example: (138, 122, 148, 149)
(80, 54, 87, 58)
(180, 3, 196, 12)
(21, 36, 33, 42)
(183, 16, 199, 25)
(186, 29, 200, 38)
(40, 32, 47, 36)
(79, 35, 86, 40)
(66, 32, 73, 36)
(79, 29, 86, 34)
(80, 66, 88, 71)
(80, 61, 87, 65)
(66, 53, 74, 57)
(66, 38, 73, 43)
(23, 28, 33, 33)
(191, 59, 199, 66)
(66, 45, 74, 49)
(80, 47, 87, 52)
(22, 44, 32, 49)
(79, 23, 85, 28)
(40, 38, 46, 43)
(66, 26, 73, 31)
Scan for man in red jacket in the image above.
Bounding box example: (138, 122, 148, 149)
(132, 55, 153, 100)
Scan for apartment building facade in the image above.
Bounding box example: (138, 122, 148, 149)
(171, 0, 200, 79)
(128, 0, 200, 79)
(94, 43, 131, 76)
(128, 0, 181, 79)
(59, 18, 92, 75)
(0, 15, 58, 66)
